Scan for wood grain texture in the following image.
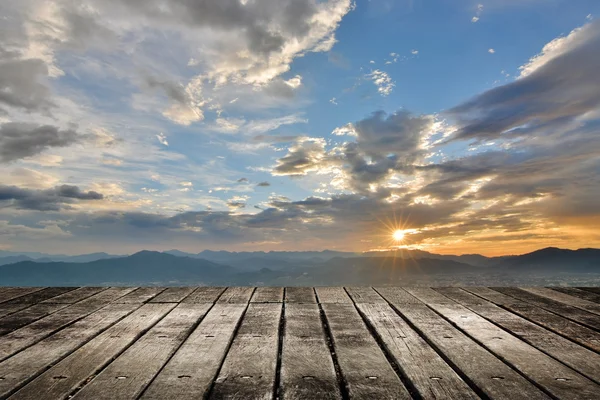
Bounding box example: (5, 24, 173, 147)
(345, 287, 387, 304)
(41, 287, 106, 304)
(140, 303, 248, 399)
(9, 303, 175, 400)
(464, 286, 600, 353)
(148, 287, 196, 303)
(551, 287, 600, 304)
(0, 303, 139, 398)
(314, 287, 352, 304)
(71, 303, 212, 400)
(521, 287, 600, 316)
(285, 287, 316, 303)
(321, 302, 411, 399)
(436, 287, 600, 384)
(217, 287, 255, 304)
(251, 287, 284, 303)
(0, 288, 44, 304)
(183, 287, 226, 303)
(210, 303, 282, 399)
(280, 303, 341, 400)
(356, 301, 479, 399)
(113, 287, 165, 303)
(377, 287, 550, 400)
(407, 287, 600, 399)
(492, 287, 600, 331)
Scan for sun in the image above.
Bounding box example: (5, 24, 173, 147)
(392, 229, 405, 242)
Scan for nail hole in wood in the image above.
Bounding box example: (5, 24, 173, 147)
(443, 335, 453, 339)
(157, 335, 168, 338)
(0, 377, 5, 381)
(53, 376, 67, 380)
(178, 375, 191, 379)
(555, 378, 570, 381)
(110, 336, 121, 338)
(241, 375, 253, 379)
(302, 376, 315, 380)
(205, 335, 215, 337)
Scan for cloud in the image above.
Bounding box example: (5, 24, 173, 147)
(448, 20, 600, 143)
(0, 184, 103, 211)
(237, 178, 249, 183)
(472, 4, 483, 23)
(156, 133, 169, 146)
(272, 137, 329, 176)
(488, 48, 495, 54)
(0, 122, 80, 163)
(366, 70, 395, 96)
(257, 181, 271, 187)
(0, 58, 53, 113)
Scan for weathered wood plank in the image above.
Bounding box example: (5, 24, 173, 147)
(579, 287, 600, 295)
(217, 286, 255, 304)
(345, 287, 387, 304)
(41, 287, 106, 304)
(0, 303, 69, 336)
(280, 303, 341, 400)
(464, 287, 600, 353)
(210, 303, 282, 399)
(356, 301, 479, 399)
(71, 303, 212, 400)
(113, 287, 165, 303)
(321, 302, 411, 399)
(9, 303, 175, 400)
(407, 287, 600, 399)
(551, 287, 600, 304)
(492, 287, 600, 331)
(285, 287, 316, 303)
(314, 287, 352, 303)
(1, 287, 77, 305)
(436, 287, 600, 384)
(140, 303, 248, 399)
(148, 287, 196, 303)
(0, 287, 136, 361)
(0, 303, 139, 398)
(522, 287, 600, 316)
(0, 288, 44, 304)
(376, 287, 550, 400)
(183, 287, 226, 303)
(0, 303, 30, 319)
(251, 287, 284, 303)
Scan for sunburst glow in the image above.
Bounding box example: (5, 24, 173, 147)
(392, 230, 406, 242)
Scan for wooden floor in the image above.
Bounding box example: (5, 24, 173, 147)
(0, 287, 600, 399)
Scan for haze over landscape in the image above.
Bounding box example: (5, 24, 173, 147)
(1, 0, 600, 266)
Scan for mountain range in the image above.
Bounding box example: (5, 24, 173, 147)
(0, 247, 599, 286)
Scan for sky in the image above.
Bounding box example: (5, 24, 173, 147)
(1, 0, 599, 256)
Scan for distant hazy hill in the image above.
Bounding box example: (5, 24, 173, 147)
(0, 251, 234, 286)
(0, 251, 121, 266)
(1, 247, 598, 286)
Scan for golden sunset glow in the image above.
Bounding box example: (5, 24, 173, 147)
(392, 230, 406, 242)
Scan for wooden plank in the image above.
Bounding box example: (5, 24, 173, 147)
(251, 287, 284, 303)
(0, 303, 30, 319)
(0, 303, 139, 398)
(285, 287, 316, 303)
(492, 287, 600, 331)
(345, 287, 387, 304)
(70, 303, 212, 400)
(356, 301, 479, 399)
(464, 287, 600, 353)
(183, 287, 226, 303)
(140, 303, 248, 399)
(280, 303, 341, 400)
(407, 287, 600, 399)
(41, 287, 106, 304)
(0, 303, 69, 336)
(210, 303, 282, 399)
(1, 287, 77, 305)
(375, 287, 550, 400)
(579, 287, 600, 295)
(114, 287, 165, 303)
(148, 287, 196, 303)
(436, 287, 600, 384)
(217, 286, 255, 304)
(321, 302, 411, 399)
(9, 303, 175, 400)
(0, 288, 44, 304)
(315, 287, 352, 303)
(0, 287, 136, 361)
(521, 287, 600, 316)
(551, 287, 600, 304)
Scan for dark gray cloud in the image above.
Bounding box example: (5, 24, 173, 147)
(448, 20, 600, 142)
(0, 184, 103, 211)
(0, 123, 80, 163)
(257, 181, 271, 187)
(236, 177, 249, 183)
(144, 76, 189, 105)
(272, 138, 328, 176)
(0, 58, 52, 113)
